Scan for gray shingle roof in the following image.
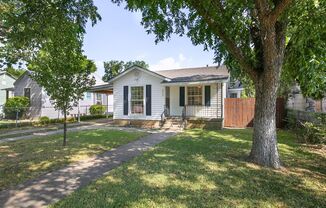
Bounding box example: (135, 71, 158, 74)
(156, 65, 229, 83)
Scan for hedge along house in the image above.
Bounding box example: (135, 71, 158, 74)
(108, 65, 229, 129)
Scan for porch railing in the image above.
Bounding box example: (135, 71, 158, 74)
(184, 105, 220, 118)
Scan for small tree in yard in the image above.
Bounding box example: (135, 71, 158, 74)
(28, 18, 96, 146)
(30, 52, 96, 146)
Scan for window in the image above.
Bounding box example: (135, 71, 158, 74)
(24, 88, 31, 100)
(84, 92, 92, 100)
(230, 93, 238, 98)
(96, 93, 102, 104)
(187, 86, 202, 106)
(131, 86, 144, 114)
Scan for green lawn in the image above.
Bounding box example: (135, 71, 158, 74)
(0, 129, 146, 191)
(53, 129, 326, 208)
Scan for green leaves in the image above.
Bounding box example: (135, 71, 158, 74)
(0, 1, 100, 114)
(284, 0, 326, 99)
(112, 0, 325, 99)
(0, 0, 101, 67)
(102, 60, 149, 82)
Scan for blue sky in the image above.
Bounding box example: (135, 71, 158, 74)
(83, 0, 215, 76)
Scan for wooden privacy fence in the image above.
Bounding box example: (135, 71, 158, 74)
(224, 98, 285, 128)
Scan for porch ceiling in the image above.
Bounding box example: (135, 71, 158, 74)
(88, 84, 113, 94)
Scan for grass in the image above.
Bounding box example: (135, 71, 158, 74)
(0, 129, 146, 191)
(52, 129, 326, 208)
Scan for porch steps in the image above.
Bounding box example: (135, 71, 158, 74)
(161, 117, 185, 131)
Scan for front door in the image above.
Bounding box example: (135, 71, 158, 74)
(165, 86, 170, 115)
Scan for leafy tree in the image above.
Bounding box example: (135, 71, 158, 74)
(4, 66, 25, 78)
(102, 60, 125, 82)
(0, 0, 100, 67)
(1, 1, 100, 145)
(29, 53, 96, 146)
(112, 0, 325, 168)
(124, 60, 149, 69)
(102, 60, 149, 82)
(28, 19, 96, 146)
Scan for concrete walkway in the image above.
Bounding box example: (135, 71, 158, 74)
(0, 131, 175, 208)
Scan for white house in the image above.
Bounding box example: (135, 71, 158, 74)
(287, 83, 326, 112)
(227, 80, 244, 98)
(13, 71, 113, 119)
(96, 65, 230, 129)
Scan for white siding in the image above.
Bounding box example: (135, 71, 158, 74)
(14, 74, 43, 118)
(113, 69, 165, 120)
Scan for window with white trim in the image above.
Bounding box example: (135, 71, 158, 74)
(96, 93, 102, 104)
(84, 92, 92, 100)
(187, 86, 202, 106)
(131, 86, 144, 114)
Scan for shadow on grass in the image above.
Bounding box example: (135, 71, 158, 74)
(0, 129, 145, 191)
(53, 129, 326, 208)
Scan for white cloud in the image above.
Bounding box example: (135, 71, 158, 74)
(179, 53, 186, 62)
(94, 60, 105, 77)
(150, 53, 187, 71)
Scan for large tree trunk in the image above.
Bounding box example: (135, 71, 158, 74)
(249, 69, 281, 168)
(63, 109, 67, 146)
(248, 19, 285, 169)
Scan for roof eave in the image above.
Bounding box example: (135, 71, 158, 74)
(107, 66, 168, 83)
(161, 78, 229, 86)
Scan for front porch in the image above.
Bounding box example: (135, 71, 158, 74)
(163, 83, 225, 119)
(161, 82, 225, 129)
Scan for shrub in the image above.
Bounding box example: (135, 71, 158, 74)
(67, 117, 76, 123)
(80, 114, 109, 121)
(4, 96, 30, 119)
(89, 105, 106, 115)
(302, 122, 326, 144)
(286, 109, 326, 144)
(39, 116, 50, 125)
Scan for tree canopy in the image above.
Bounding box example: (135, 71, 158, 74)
(112, 0, 325, 99)
(1, 0, 100, 145)
(0, 0, 100, 68)
(102, 60, 149, 82)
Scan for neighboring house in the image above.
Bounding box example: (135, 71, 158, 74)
(227, 80, 244, 98)
(287, 84, 326, 112)
(0, 71, 16, 113)
(94, 65, 229, 129)
(13, 71, 113, 119)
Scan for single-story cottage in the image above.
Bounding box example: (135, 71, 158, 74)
(97, 65, 230, 129)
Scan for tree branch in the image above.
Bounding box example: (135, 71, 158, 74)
(269, 0, 293, 23)
(191, 0, 257, 79)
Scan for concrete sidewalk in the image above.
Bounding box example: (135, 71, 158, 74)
(0, 120, 114, 143)
(0, 131, 175, 208)
(0, 119, 112, 139)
